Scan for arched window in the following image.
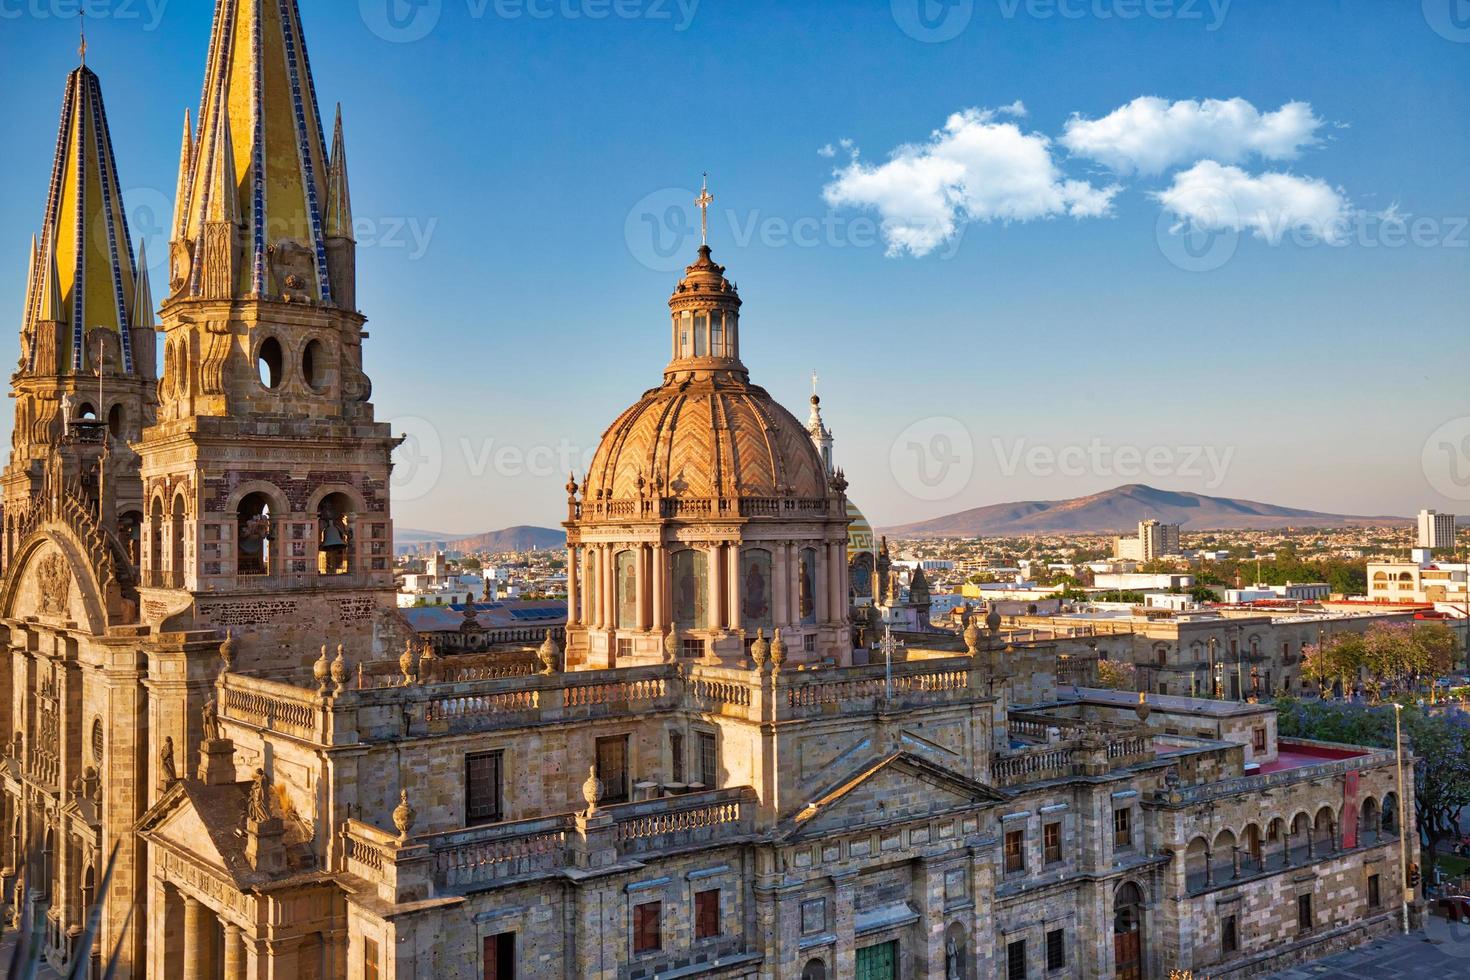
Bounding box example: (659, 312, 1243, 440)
(1382, 793, 1399, 832)
(149, 498, 164, 582)
(257, 337, 284, 389)
(740, 549, 773, 632)
(237, 493, 273, 577)
(317, 492, 354, 576)
(302, 339, 329, 391)
(615, 550, 639, 629)
(800, 960, 826, 980)
(170, 495, 187, 587)
(107, 404, 125, 438)
(671, 549, 708, 629)
(799, 548, 818, 626)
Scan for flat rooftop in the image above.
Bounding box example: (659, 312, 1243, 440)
(1258, 742, 1371, 775)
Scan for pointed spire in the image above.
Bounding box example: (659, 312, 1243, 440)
(132, 243, 155, 332)
(171, 110, 194, 242)
(21, 234, 39, 332)
(39, 229, 64, 325)
(325, 104, 354, 241)
(204, 116, 240, 224)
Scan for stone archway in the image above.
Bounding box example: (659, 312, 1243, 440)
(1113, 880, 1146, 980)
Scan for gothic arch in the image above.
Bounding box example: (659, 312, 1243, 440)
(0, 525, 114, 635)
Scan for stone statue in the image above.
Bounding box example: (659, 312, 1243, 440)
(160, 736, 177, 788)
(201, 696, 219, 742)
(247, 768, 271, 824)
(945, 935, 962, 979)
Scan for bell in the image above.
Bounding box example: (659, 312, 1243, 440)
(320, 524, 347, 551)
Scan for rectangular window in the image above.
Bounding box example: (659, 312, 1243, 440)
(681, 638, 704, 659)
(669, 731, 686, 784)
(801, 898, 826, 936)
(1045, 928, 1065, 970)
(710, 312, 724, 357)
(364, 940, 380, 980)
(1297, 893, 1313, 931)
(483, 933, 515, 980)
(1113, 808, 1132, 850)
(1368, 873, 1381, 908)
(633, 901, 662, 954)
(680, 311, 692, 357)
(1007, 938, 1027, 980)
(615, 637, 633, 663)
(596, 736, 629, 805)
(1043, 822, 1063, 864)
(694, 313, 709, 357)
(465, 751, 504, 826)
(1253, 727, 1267, 752)
(695, 888, 720, 940)
(1004, 829, 1026, 874)
(804, 633, 817, 653)
(697, 732, 718, 787)
(1221, 915, 1238, 955)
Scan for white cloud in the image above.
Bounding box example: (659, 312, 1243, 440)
(1062, 97, 1324, 176)
(817, 144, 836, 158)
(822, 108, 1120, 257)
(1154, 161, 1350, 243)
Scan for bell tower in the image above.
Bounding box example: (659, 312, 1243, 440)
(2, 63, 156, 575)
(137, 0, 399, 670)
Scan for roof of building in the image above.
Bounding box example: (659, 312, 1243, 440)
(400, 600, 567, 633)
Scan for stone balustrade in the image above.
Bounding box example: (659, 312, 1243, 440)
(218, 654, 992, 748)
(990, 731, 1159, 788)
(609, 787, 757, 856)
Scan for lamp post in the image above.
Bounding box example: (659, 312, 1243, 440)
(878, 625, 904, 702)
(1393, 702, 1410, 935)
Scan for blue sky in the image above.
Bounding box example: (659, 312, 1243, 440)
(2, 0, 1468, 533)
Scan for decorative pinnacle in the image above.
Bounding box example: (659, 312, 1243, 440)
(696, 173, 714, 247)
(78, 10, 86, 65)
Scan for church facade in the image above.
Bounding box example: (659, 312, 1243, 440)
(0, 5, 1418, 978)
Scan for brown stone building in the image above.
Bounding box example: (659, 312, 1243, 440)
(0, 4, 1419, 978)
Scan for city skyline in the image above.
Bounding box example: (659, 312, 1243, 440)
(1, 1, 1467, 534)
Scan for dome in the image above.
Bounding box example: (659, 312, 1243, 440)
(584, 374, 828, 505)
(580, 242, 831, 511)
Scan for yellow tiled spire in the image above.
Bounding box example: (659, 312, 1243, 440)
(21, 65, 142, 376)
(173, 0, 339, 305)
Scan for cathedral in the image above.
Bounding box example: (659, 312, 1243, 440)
(0, 5, 1418, 978)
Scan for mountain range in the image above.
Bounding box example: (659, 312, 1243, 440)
(396, 525, 566, 554)
(881, 484, 1411, 538)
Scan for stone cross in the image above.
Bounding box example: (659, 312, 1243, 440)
(695, 175, 713, 247)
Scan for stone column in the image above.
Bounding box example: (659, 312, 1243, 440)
(651, 543, 666, 633)
(828, 542, 846, 622)
(1203, 849, 1214, 887)
(707, 544, 725, 632)
(223, 923, 245, 980)
(728, 544, 743, 633)
(567, 546, 580, 626)
(773, 542, 790, 628)
(182, 896, 213, 980)
(602, 547, 615, 629)
(815, 543, 830, 623)
(1231, 845, 1241, 879)
(831, 870, 857, 979)
(1307, 826, 1316, 859)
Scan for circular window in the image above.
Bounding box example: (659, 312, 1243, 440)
(91, 718, 104, 765)
(256, 337, 284, 390)
(302, 339, 329, 392)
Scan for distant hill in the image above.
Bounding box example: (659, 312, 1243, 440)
(397, 525, 566, 554)
(882, 484, 1410, 538)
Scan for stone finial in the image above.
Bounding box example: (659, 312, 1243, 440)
(313, 645, 331, 693)
(985, 603, 1002, 635)
(330, 645, 347, 692)
(399, 639, 416, 686)
(963, 613, 981, 657)
(664, 626, 679, 664)
(219, 629, 236, 671)
(770, 629, 787, 670)
(1135, 691, 1152, 723)
(750, 629, 770, 671)
(582, 765, 602, 815)
(392, 789, 416, 842)
(538, 630, 561, 675)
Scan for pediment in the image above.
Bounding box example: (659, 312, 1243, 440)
(784, 752, 1007, 839)
(137, 783, 235, 879)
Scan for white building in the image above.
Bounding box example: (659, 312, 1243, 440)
(1418, 509, 1458, 551)
(1094, 572, 1196, 592)
(1113, 519, 1183, 561)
